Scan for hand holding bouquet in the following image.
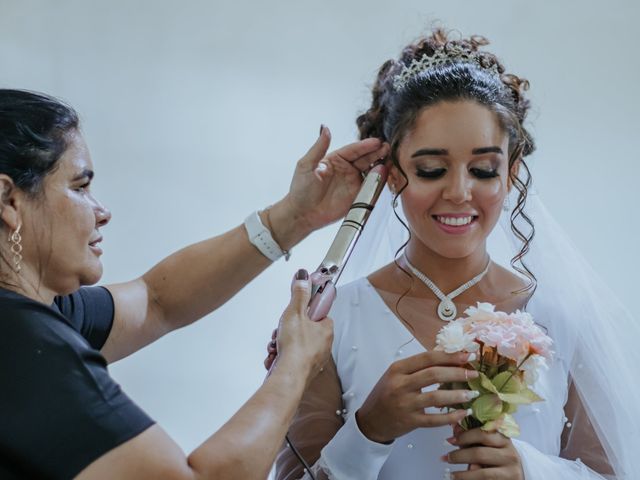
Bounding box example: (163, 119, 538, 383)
(435, 303, 554, 438)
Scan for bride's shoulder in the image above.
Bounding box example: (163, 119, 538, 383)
(367, 262, 408, 294)
(485, 263, 533, 309)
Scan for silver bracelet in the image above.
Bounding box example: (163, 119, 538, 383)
(243, 210, 291, 262)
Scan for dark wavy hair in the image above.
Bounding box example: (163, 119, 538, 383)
(357, 28, 536, 292)
(0, 89, 79, 198)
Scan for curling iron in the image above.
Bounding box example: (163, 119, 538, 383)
(306, 161, 388, 320)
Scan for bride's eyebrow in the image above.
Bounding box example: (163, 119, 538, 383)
(471, 146, 503, 155)
(411, 148, 447, 158)
(410, 146, 504, 158)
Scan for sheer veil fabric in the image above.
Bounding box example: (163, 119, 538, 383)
(277, 189, 640, 480)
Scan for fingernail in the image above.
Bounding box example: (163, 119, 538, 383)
(446, 436, 458, 445)
(315, 162, 328, 173)
(466, 369, 479, 379)
(319, 124, 324, 136)
(467, 352, 477, 362)
(465, 390, 480, 401)
(296, 269, 309, 280)
(466, 408, 473, 416)
(440, 453, 449, 463)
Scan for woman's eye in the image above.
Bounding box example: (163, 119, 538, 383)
(75, 182, 90, 192)
(470, 168, 499, 179)
(416, 168, 446, 179)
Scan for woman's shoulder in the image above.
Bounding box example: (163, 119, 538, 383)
(0, 288, 64, 329)
(0, 288, 94, 359)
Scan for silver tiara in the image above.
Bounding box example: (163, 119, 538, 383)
(392, 43, 500, 91)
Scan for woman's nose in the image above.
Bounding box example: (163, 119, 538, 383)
(91, 195, 112, 227)
(442, 173, 472, 204)
(97, 206, 112, 227)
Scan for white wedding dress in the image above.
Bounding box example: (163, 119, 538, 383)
(275, 189, 639, 480)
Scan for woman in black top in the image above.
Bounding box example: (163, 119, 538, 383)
(0, 89, 389, 479)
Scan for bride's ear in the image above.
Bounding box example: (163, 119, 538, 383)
(387, 164, 406, 192)
(0, 174, 22, 231)
(507, 158, 521, 192)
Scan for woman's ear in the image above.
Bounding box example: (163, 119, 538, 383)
(507, 158, 521, 192)
(0, 174, 22, 231)
(387, 164, 405, 192)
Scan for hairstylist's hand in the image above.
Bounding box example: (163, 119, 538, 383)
(444, 427, 524, 479)
(356, 351, 479, 444)
(267, 127, 390, 245)
(273, 269, 333, 383)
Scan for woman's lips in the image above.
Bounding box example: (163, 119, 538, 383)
(89, 237, 103, 255)
(432, 214, 478, 234)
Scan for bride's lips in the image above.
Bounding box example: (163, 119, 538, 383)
(89, 236, 103, 255)
(432, 213, 478, 235)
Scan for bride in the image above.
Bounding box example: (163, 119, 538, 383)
(271, 28, 640, 479)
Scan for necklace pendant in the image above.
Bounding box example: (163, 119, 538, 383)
(437, 299, 457, 322)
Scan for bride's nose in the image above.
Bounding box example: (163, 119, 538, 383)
(441, 172, 472, 204)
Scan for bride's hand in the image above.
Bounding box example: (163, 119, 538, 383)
(444, 427, 524, 479)
(355, 351, 479, 444)
(268, 127, 390, 246)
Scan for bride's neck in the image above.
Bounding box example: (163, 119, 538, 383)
(403, 241, 489, 293)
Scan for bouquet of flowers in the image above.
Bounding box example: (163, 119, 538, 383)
(435, 303, 554, 438)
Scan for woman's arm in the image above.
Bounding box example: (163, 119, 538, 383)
(560, 381, 614, 476)
(75, 355, 320, 480)
(275, 357, 344, 480)
(77, 273, 334, 480)
(100, 132, 388, 362)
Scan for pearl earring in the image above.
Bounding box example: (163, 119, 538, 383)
(390, 186, 399, 209)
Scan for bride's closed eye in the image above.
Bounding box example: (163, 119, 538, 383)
(469, 167, 499, 179)
(414, 167, 499, 180)
(415, 168, 447, 179)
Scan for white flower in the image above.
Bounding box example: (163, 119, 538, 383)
(464, 302, 497, 318)
(435, 320, 479, 354)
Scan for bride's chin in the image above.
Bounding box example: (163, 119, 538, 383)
(412, 235, 483, 260)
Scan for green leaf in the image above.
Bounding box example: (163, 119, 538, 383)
(498, 388, 544, 405)
(467, 375, 483, 392)
(479, 373, 499, 394)
(482, 413, 521, 438)
(472, 394, 503, 422)
(491, 371, 522, 394)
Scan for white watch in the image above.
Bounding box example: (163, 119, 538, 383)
(243, 210, 290, 262)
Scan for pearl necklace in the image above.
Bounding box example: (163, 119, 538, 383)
(404, 254, 491, 322)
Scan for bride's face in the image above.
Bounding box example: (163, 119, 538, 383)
(390, 100, 511, 260)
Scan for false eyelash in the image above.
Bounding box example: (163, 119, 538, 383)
(470, 168, 499, 179)
(415, 168, 446, 179)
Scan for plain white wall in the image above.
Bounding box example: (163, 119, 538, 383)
(2, 0, 639, 455)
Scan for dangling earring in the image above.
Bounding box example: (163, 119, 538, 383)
(502, 197, 511, 212)
(390, 186, 398, 209)
(9, 224, 23, 274)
